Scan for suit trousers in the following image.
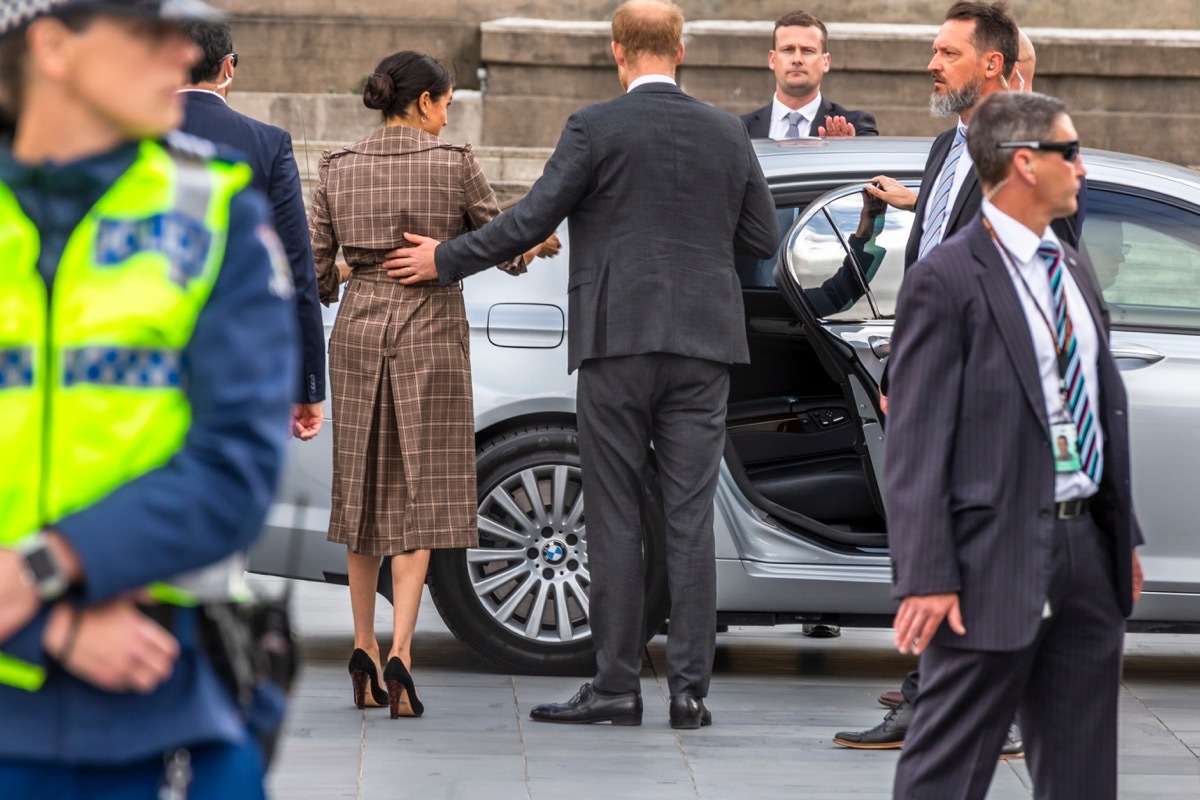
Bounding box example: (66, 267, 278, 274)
(893, 511, 1125, 800)
(577, 353, 729, 698)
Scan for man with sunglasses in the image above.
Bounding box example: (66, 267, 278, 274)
(178, 20, 326, 444)
(885, 90, 1142, 799)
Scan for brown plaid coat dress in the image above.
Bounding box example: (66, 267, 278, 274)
(309, 125, 523, 556)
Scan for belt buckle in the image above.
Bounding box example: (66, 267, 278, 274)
(1056, 499, 1082, 520)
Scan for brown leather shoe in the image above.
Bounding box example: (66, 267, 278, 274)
(877, 690, 904, 709)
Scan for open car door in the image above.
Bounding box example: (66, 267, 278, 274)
(773, 183, 918, 516)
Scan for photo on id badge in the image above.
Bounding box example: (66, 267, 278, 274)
(1052, 423, 1081, 472)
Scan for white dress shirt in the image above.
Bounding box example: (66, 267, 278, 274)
(769, 93, 823, 140)
(178, 87, 228, 105)
(627, 74, 677, 93)
(922, 118, 974, 246)
(982, 199, 1103, 501)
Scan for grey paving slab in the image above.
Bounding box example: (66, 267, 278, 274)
(258, 578, 1200, 800)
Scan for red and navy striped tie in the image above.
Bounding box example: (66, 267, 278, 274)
(1040, 240, 1103, 483)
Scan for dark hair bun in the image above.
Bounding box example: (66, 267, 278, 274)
(363, 72, 397, 111)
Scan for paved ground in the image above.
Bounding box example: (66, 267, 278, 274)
(256, 578, 1200, 799)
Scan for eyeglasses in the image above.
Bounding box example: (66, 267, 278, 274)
(225, 53, 239, 68)
(996, 139, 1080, 162)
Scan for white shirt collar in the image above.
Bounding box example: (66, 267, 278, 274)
(627, 74, 677, 93)
(178, 88, 228, 105)
(772, 92, 823, 127)
(981, 198, 1059, 265)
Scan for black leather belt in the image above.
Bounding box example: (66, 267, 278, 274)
(1055, 497, 1091, 520)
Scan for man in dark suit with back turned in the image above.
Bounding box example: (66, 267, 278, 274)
(387, 0, 777, 730)
(741, 10, 878, 140)
(886, 90, 1142, 800)
(178, 21, 326, 441)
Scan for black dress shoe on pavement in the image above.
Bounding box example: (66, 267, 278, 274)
(802, 623, 842, 638)
(529, 682, 642, 726)
(669, 694, 713, 730)
(833, 700, 913, 749)
(1000, 723, 1024, 760)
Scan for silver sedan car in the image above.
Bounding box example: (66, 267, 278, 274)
(249, 137, 1200, 675)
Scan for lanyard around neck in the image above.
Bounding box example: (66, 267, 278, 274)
(981, 215, 1073, 404)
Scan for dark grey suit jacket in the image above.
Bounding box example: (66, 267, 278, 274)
(740, 96, 879, 139)
(437, 82, 779, 372)
(179, 90, 326, 404)
(884, 213, 1142, 652)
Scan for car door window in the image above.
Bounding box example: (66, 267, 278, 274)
(783, 185, 917, 321)
(736, 206, 803, 290)
(1083, 189, 1200, 331)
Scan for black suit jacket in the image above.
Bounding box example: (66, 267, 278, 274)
(437, 82, 779, 372)
(179, 90, 325, 403)
(906, 126, 1084, 269)
(740, 96, 879, 139)
(884, 213, 1142, 652)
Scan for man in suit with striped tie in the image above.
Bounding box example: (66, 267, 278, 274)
(885, 90, 1143, 800)
(835, 2, 1061, 756)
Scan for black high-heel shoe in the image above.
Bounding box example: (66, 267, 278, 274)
(348, 649, 388, 709)
(383, 657, 424, 719)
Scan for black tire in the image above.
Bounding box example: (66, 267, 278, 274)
(428, 424, 669, 675)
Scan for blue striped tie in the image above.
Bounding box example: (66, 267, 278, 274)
(917, 125, 968, 259)
(784, 112, 804, 139)
(1040, 240, 1104, 484)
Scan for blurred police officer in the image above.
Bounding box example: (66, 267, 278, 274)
(0, 1, 296, 797)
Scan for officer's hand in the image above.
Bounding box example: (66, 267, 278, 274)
(0, 550, 41, 643)
(45, 599, 180, 694)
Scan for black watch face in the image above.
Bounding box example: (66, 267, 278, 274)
(25, 547, 58, 581)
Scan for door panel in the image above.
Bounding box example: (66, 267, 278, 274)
(1083, 190, 1200, 597)
(775, 183, 920, 518)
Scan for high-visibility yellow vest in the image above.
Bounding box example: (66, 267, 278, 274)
(0, 138, 251, 691)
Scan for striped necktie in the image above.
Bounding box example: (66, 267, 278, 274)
(917, 125, 968, 259)
(784, 112, 804, 139)
(1040, 240, 1104, 484)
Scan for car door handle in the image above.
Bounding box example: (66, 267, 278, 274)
(1110, 344, 1164, 364)
(869, 336, 891, 359)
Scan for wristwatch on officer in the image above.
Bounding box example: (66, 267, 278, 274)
(16, 534, 69, 602)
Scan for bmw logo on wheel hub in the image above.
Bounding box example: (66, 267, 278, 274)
(541, 540, 567, 566)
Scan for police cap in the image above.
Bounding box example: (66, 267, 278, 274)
(1, 0, 224, 39)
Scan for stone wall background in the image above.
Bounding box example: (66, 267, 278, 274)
(213, 3, 1200, 167)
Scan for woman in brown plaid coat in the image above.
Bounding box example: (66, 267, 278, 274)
(309, 51, 553, 718)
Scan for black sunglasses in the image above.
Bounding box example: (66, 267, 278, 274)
(996, 139, 1080, 162)
(225, 52, 239, 68)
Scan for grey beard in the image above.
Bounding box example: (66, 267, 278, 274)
(929, 79, 982, 118)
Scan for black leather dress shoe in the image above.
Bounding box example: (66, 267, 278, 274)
(669, 694, 713, 730)
(833, 701, 912, 749)
(529, 683, 642, 726)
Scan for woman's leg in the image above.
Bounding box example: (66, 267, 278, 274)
(347, 550, 383, 664)
(387, 549, 431, 668)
